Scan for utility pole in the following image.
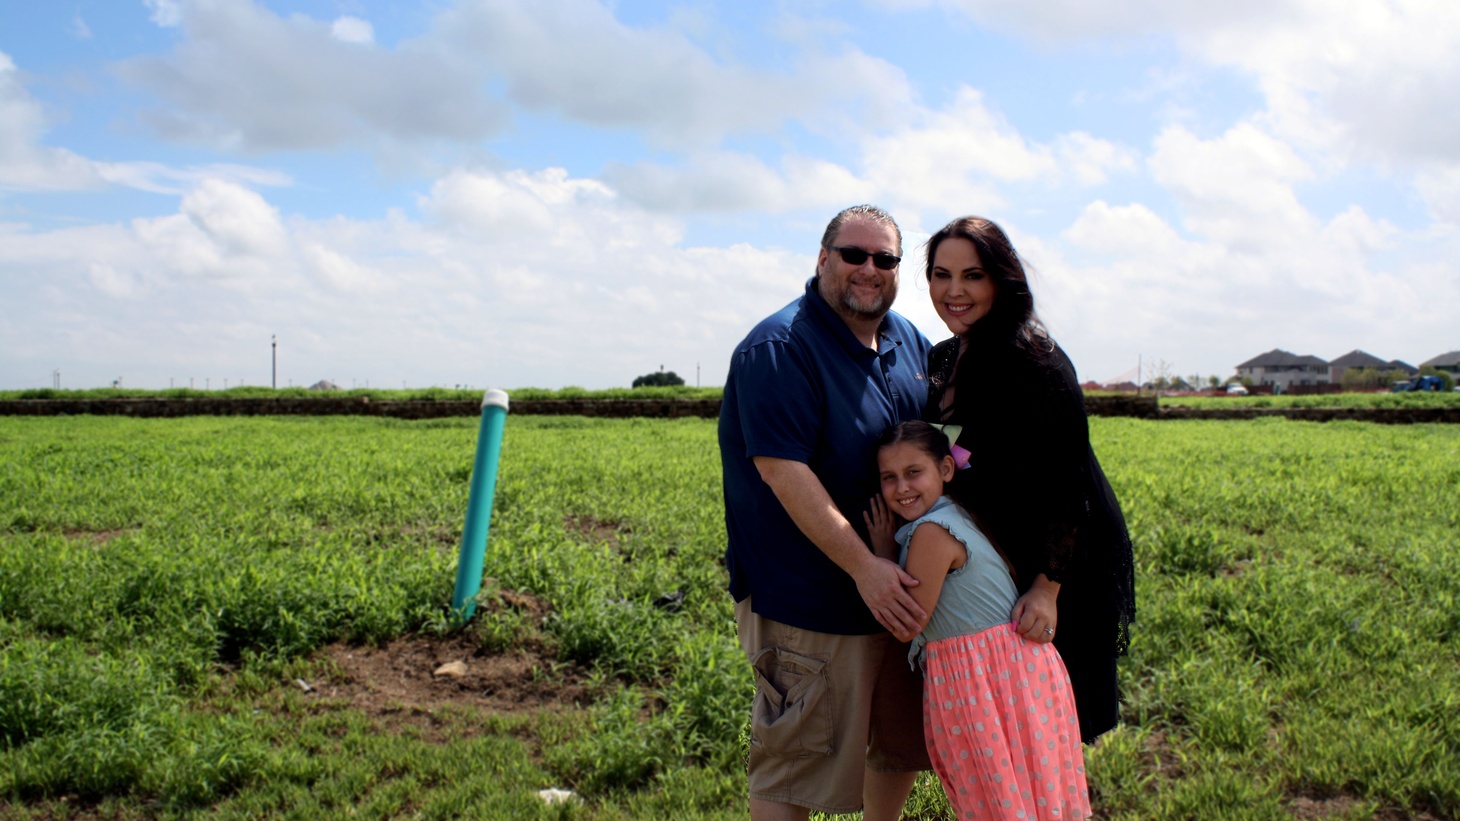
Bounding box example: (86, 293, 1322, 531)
(272, 335, 278, 389)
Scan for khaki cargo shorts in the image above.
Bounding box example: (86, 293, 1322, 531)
(735, 597, 929, 814)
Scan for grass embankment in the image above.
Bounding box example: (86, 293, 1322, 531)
(9, 386, 1460, 412)
(1158, 391, 1460, 410)
(0, 386, 722, 402)
(1, 416, 1457, 819)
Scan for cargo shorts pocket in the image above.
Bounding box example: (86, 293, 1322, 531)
(749, 646, 834, 758)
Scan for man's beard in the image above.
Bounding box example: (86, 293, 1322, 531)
(840, 290, 890, 320)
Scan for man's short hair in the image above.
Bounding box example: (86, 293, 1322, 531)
(819, 204, 903, 256)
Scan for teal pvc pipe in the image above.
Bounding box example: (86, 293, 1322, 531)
(450, 388, 509, 625)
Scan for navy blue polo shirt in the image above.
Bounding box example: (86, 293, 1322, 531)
(719, 277, 931, 635)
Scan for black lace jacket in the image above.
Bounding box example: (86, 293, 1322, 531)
(924, 328, 1135, 656)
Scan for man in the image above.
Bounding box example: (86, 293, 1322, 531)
(720, 205, 933, 820)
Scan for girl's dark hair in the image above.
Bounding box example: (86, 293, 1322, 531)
(923, 216, 1051, 355)
(875, 419, 1020, 584)
(874, 419, 951, 462)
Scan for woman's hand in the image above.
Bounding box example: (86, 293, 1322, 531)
(863, 495, 899, 560)
(1011, 574, 1061, 643)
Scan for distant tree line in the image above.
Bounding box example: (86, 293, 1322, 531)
(632, 369, 685, 388)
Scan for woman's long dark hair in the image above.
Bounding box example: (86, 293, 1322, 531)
(875, 420, 1019, 584)
(923, 216, 1051, 356)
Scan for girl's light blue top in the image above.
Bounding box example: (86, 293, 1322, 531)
(896, 496, 1019, 668)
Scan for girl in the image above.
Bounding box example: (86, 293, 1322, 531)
(867, 420, 1089, 820)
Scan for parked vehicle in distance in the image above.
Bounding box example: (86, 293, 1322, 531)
(1226, 383, 1249, 395)
(1392, 375, 1444, 392)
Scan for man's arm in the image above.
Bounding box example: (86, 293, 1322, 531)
(753, 456, 926, 638)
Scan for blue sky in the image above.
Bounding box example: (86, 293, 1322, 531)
(2, 0, 1457, 390)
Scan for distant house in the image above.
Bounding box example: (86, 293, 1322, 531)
(1235, 349, 1331, 390)
(1327, 350, 1388, 385)
(1385, 360, 1419, 377)
(1420, 351, 1460, 377)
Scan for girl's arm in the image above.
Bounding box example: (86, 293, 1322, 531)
(901, 522, 967, 635)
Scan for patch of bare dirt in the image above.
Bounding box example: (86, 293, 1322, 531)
(1139, 729, 1186, 781)
(311, 633, 590, 719)
(1285, 792, 1444, 821)
(1220, 559, 1253, 577)
(62, 527, 134, 545)
(485, 582, 553, 625)
(564, 514, 625, 549)
(1286, 794, 1367, 819)
(293, 586, 588, 728)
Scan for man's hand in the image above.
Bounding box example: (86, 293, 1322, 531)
(852, 557, 925, 639)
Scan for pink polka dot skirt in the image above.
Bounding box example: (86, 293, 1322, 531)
(921, 623, 1090, 820)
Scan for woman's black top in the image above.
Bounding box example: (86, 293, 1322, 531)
(924, 324, 1136, 739)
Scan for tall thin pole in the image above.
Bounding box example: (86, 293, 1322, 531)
(272, 335, 277, 389)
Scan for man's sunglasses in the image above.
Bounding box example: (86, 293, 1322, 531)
(830, 246, 901, 270)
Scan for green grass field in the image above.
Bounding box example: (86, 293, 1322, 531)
(1, 415, 1457, 819)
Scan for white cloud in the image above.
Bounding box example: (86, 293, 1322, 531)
(604, 152, 870, 213)
(1064, 200, 1199, 260)
(70, 15, 93, 40)
(871, 0, 1283, 42)
(117, 0, 511, 151)
(890, 0, 1460, 169)
(145, 0, 183, 28)
(130, 212, 228, 279)
(1042, 130, 1428, 385)
(1192, 0, 1460, 166)
(603, 86, 1138, 220)
(1149, 122, 1317, 249)
(88, 263, 139, 298)
(301, 243, 384, 292)
(420, 167, 620, 239)
(115, 0, 919, 153)
(330, 16, 374, 45)
(181, 179, 290, 258)
(1414, 164, 1460, 229)
(865, 87, 1055, 200)
(0, 164, 815, 388)
(0, 50, 293, 195)
(94, 161, 292, 196)
(432, 0, 917, 146)
(0, 52, 106, 190)
(1055, 132, 1139, 186)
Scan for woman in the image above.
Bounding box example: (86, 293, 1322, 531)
(921, 216, 1135, 743)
